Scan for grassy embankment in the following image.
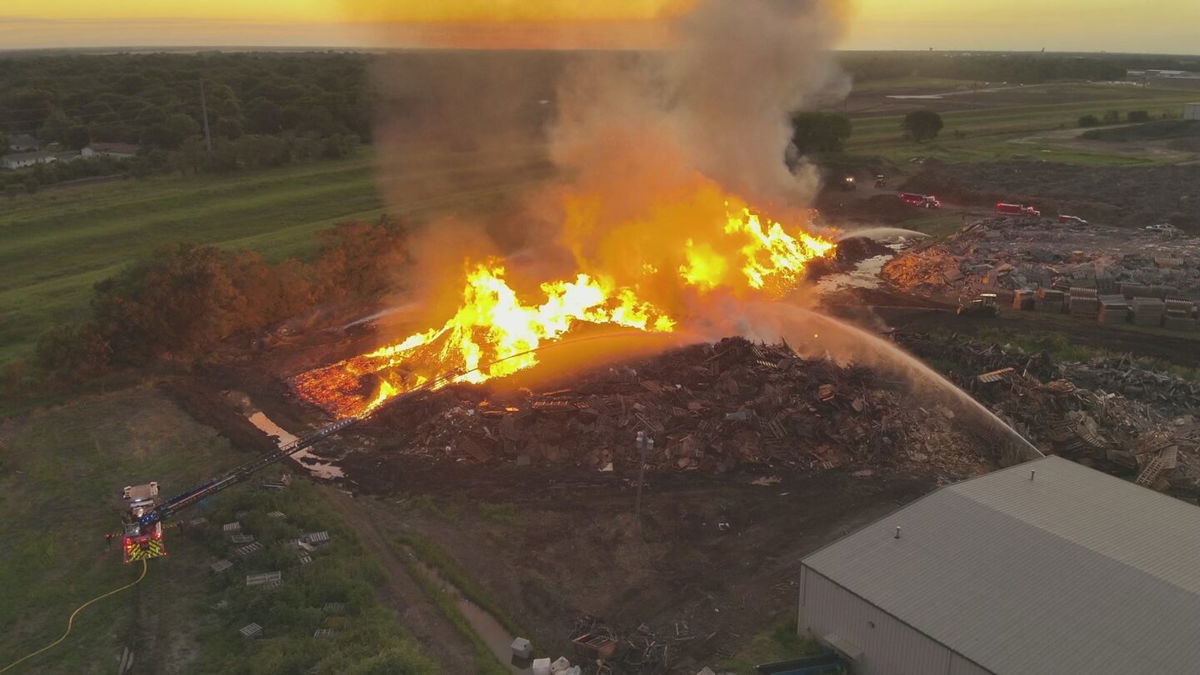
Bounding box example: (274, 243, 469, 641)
(0, 388, 435, 673)
(846, 84, 1200, 165)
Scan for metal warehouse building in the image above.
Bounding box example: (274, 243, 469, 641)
(797, 456, 1200, 675)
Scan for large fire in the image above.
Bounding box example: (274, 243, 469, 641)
(294, 199, 834, 419)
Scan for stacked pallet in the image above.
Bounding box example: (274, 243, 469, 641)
(1012, 289, 1036, 311)
(1068, 287, 1100, 317)
(1098, 295, 1130, 325)
(1035, 288, 1065, 313)
(1163, 299, 1198, 331)
(1131, 297, 1165, 327)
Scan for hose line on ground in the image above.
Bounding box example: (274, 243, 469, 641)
(0, 558, 149, 673)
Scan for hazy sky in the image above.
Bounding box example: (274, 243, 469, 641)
(2, 0, 1197, 54)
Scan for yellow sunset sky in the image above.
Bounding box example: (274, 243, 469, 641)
(1, 1, 1197, 53)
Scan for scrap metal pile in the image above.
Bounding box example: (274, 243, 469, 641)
(899, 333, 1200, 500)
(883, 218, 1200, 299)
(360, 337, 991, 478)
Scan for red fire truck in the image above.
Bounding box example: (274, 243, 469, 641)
(898, 192, 942, 209)
(995, 202, 1040, 217)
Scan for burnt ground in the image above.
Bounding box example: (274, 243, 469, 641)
(900, 160, 1200, 231)
(337, 458, 936, 672)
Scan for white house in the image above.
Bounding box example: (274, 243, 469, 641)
(1, 151, 56, 170)
(81, 142, 140, 159)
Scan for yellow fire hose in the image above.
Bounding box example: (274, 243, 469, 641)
(0, 559, 149, 673)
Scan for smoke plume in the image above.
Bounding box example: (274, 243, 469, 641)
(368, 0, 850, 323)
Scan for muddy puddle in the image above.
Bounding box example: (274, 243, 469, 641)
(404, 549, 532, 673)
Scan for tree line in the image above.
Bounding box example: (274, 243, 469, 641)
(839, 52, 1153, 85)
(0, 52, 372, 188)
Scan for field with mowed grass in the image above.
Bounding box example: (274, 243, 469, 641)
(844, 84, 1200, 164)
(0, 152, 553, 366)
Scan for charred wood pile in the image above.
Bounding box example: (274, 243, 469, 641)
(359, 337, 991, 478)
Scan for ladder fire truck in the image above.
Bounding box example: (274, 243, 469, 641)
(119, 417, 356, 563)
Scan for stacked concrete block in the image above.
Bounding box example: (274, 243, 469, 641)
(1131, 297, 1165, 327)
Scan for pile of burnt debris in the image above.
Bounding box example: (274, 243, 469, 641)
(361, 337, 990, 478)
(899, 333, 1200, 500)
(883, 218, 1200, 300)
(564, 615, 708, 674)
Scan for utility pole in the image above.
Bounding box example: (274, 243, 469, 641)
(199, 80, 213, 156)
(634, 431, 653, 538)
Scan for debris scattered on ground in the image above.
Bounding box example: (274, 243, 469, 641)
(360, 337, 993, 479)
(899, 333, 1200, 500)
(883, 218, 1200, 303)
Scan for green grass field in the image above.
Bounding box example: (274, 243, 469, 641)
(0, 152, 551, 366)
(0, 157, 381, 365)
(845, 84, 1200, 164)
(0, 387, 435, 673)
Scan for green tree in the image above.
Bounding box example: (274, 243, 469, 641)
(902, 109, 944, 142)
(245, 98, 284, 134)
(1127, 110, 1150, 122)
(34, 322, 111, 377)
(1102, 109, 1121, 123)
(161, 113, 200, 149)
(64, 125, 91, 150)
(1077, 114, 1099, 128)
(790, 112, 852, 155)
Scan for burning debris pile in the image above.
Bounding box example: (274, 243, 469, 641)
(357, 337, 992, 478)
(884, 218, 1200, 300)
(899, 333, 1200, 500)
(293, 205, 836, 419)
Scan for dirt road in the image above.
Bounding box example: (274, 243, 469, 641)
(320, 487, 477, 673)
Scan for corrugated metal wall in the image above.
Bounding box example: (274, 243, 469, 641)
(798, 566, 993, 675)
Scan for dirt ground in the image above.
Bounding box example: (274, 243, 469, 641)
(900, 160, 1200, 231)
(337, 457, 938, 672)
(176, 326, 995, 672)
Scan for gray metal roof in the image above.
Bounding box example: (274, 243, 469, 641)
(803, 456, 1200, 675)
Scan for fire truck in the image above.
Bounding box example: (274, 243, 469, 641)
(119, 416, 357, 563)
(898, 192, 942, 209)
(995, 202, 1040, 217)
(121, 483, 165, 563)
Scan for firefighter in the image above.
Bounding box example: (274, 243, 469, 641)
(105, 532, 113, 548)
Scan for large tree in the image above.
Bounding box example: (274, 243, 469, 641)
(790, 112, 853, 155)
(902, 109, 944, 143)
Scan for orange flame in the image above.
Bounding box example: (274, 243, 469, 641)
(294, 199, 833, 419)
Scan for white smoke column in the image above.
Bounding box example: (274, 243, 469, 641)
(668, 0, 850, 207)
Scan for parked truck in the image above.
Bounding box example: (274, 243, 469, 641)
(995, 202, 1040, 217)
(898, 192, 942, 209)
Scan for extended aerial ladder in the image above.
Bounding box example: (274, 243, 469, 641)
(121, 416, 358, 563)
